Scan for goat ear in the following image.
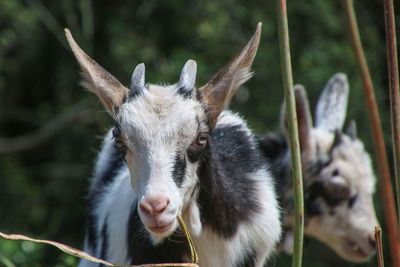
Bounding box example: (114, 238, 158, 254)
(345, 120, 357, 139)
(281, 84, 313, 153)
(315, 73, 349, 132)
(199, 23, 262, 129)
(177, 60, 197, 97)
(65, 29, 128, 117)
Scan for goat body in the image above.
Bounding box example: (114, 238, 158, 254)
(84, 111, 279, 266)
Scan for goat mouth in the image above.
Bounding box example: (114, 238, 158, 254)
(343, 240, 372, 262)
(148, 221, 175, 234)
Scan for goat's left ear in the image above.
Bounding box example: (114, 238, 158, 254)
(315, 73, 349, 132)
(199, 23, 262, 129)
(281, 85, 313, 153)
(65, 29, 128, 117)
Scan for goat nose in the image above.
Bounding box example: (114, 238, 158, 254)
(368, 234, 376, 248)
(139, 196, 170, 217)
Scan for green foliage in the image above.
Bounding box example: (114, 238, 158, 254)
(0, 0, 389, 266)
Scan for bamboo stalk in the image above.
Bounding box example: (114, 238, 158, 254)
(383, 0, 400, 229)
(342, 0, 400, 265)
(276, 1, 304, 266)
(375, 226, 384, 267)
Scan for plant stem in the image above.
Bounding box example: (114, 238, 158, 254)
(375, 226, 385, 267)
(276, 1, 304, 266)
(342, 0, 400, 265)
(383, 0, 400, 230)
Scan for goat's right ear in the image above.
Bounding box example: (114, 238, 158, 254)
(199, 23, 262, 129)
(315, 73, 349, 132)
(281, 85, 313, 153)
(65, 29, 128, 117)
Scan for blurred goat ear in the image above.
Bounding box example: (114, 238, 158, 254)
(315, 73, 349, 132)
(65, 29, 128, 117)
(199, 23, 262, 129)
(281, 84, 313, 153)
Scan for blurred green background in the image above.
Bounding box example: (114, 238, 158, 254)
(0, 0, 396, 266)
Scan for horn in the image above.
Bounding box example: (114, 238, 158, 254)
(177, 60, 197, 97)
(345, 120, 357, 139)
(130, 63, 146, 94)
(329, 130, 343, 156)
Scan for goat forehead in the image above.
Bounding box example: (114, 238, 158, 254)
(119, 84, 204, 147)
(312, 129, 376, 194)
(333, 141, 375, 194)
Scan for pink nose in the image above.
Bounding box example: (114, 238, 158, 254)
(139, 196, 170, 217)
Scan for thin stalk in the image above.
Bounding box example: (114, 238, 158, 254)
(375, 226, 384, 267)
(342, 0, 400, 265)
(383, 0, 400, 229)
(276, 1, 304, 266)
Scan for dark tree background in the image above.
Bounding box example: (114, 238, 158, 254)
(0, 0, 396, 266)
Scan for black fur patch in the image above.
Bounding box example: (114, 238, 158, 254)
(194, 88, 202, 102)
(128, 86, 144, 100)
(235, 247, 256, 267)
(256, 134, 290, 202)
(304, 195, 322, 218)
(187, 146, 204, 163)
(172, 154, 187, 187)
(127, 201, 190, 264)
(197, 125, 264, 239)
(306, 181, 344, 208)
(256, 133, 287, 161)
(177, 86, 193, 98)
(86, 141, 125, 250)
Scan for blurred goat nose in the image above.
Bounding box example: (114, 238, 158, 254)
(368, 234, 376, 248)
(139, 196, 170, 217)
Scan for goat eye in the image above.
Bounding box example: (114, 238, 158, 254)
(115, 138, 125, 149)
(112, 126, 121, 138)
(195, 132, 209, 148)
(112, 126, 126, 152)
(332, 169, 339, 176)
(348, 194, 358, 208)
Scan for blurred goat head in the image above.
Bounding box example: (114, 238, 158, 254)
(281, 73, 379, 262)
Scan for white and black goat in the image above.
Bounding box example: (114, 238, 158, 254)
(258, 74, 378, 262)
(65, 23, 281, 267)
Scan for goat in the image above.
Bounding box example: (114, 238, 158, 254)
(65, 23, 281, 267)
(258, 73, 379, 262)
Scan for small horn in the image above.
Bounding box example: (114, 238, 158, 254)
(329, 130, 343, 156)
(345, 120, 357, 139)
(177, 60, 197, 97)
(130, 63, 146, 91)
